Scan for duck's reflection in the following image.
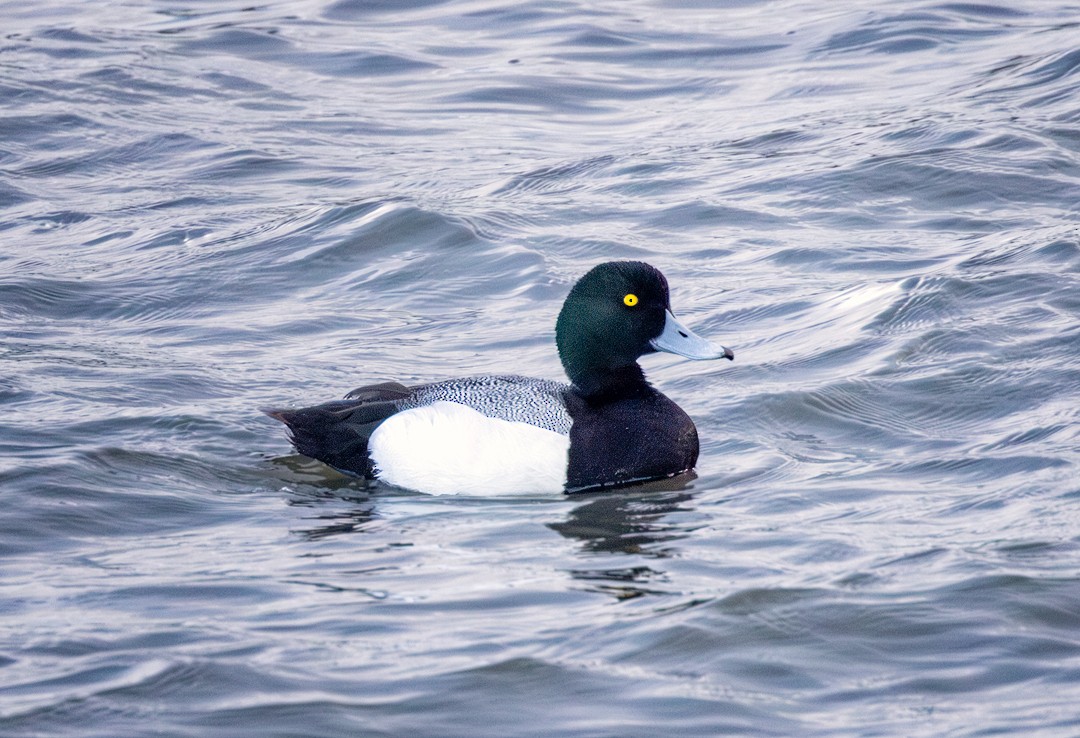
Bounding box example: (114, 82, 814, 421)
(563, 564, 670, 601)
(550, 473, 699, 600)
(273, 457, 700, 566)
(549, 473, 697, 555)
(274, 454, 379, 540)
(292, 505, 378, 541)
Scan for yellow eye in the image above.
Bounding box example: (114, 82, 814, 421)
(623, 293, 639, 307)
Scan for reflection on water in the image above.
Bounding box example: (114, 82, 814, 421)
(552, 479, 711, 599)
(550, 478, 698, 556)
(289, 500, 379, 541)
(564, 564, 671, 601)
(270, 454, 367, 488)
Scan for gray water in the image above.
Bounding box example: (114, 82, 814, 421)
(3, 1, 1080, 735)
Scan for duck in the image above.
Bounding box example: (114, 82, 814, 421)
(266, 261, 733, 495)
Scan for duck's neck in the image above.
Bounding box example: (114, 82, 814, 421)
(565, 361, 652, 401)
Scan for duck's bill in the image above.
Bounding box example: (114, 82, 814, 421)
(650, 310, 734, 361)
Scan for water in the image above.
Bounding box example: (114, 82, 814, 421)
(2, 0, 1079, 735)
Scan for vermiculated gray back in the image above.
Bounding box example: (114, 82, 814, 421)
(401, 375, 572, 435)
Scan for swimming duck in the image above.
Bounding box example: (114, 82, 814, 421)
(266, 261, 733, 495)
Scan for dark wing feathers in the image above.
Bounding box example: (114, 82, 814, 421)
(344, 381, 411, 401)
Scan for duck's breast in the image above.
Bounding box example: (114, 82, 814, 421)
(564, 389, 699, 493)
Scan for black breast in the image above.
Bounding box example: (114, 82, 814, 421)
(564, 387, 699, 493)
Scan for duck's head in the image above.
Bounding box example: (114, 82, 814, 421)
(555, 261, 733, 395)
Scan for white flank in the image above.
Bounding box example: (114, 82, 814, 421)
(367, 401, 570, 496)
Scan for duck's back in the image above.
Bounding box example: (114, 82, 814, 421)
(395, 375, 571, 434)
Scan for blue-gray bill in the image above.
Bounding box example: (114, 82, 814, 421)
(649, 310, 734, 361)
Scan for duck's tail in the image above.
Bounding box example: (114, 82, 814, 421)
(264, 393, 405, 477)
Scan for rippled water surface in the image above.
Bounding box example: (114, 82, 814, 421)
(3, 0, 1080, 735)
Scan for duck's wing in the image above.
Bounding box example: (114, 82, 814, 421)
(265, 382, 413, 477)
(344, 381, 411, 401)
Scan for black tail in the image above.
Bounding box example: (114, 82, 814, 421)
(264, 395, 404, 477)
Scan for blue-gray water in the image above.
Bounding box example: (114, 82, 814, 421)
(2, 1, 1080, 735)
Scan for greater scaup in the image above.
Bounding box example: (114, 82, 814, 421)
(266, 261, 733, 495)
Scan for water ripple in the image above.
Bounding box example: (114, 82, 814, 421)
(3, 1, 1080, 736)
